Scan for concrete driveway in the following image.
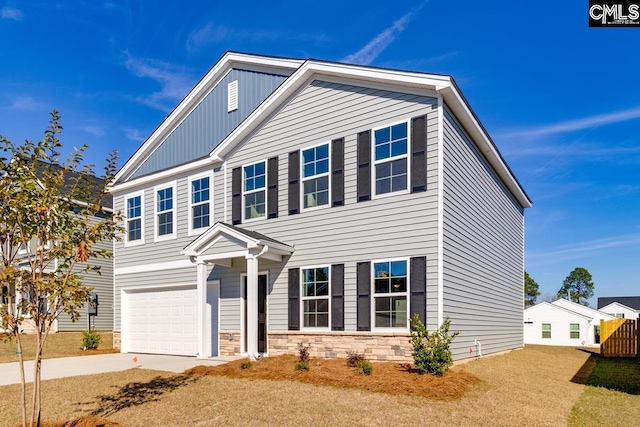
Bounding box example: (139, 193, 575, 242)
(0, 353, 240, 386)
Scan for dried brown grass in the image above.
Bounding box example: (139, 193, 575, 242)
(1, 345, 596, 427)
(186, 354, 480, 400)
(0, 332, 117, 363)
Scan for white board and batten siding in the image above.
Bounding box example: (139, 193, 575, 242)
(216, 80, 441, 332)
(599, 302, 640, 320)
(442, 106, 526, 359)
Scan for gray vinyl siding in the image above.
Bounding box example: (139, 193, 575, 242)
(131, 69, 287, 179)
(56, 235, 114, 331)
(222, 80, 440, 332)
(442, 106, 525, 360)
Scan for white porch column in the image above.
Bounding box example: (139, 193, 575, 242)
(245, 252, 259, 360)
(196, 260, 208, 359)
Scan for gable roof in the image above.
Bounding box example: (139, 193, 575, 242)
(112, 52, 302, 185)
(598, 296, 640, 310)
(552, 298, 616, 319)
(111, 52, 531, 208)
(525, 301, 592, 320)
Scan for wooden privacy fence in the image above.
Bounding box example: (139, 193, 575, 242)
(600, 318, 638, 357)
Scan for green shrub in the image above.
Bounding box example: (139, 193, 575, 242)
(355, 360, 373, 376)
(295, 361, 309, 371)
(81, 330, 101, 350)
(240, 360, 252, 370)
(409, 314, 459, 376)
(346, 351, 366, 367)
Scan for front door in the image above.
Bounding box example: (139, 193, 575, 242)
(243, 274, 268, 354)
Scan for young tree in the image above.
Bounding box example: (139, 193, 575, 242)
(0, 111, 120, 427)
(557, 267, 594, 306)
(524, 271, 540, 307)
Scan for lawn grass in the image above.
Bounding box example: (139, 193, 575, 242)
(1, 345, 594, 426)
(0, 331, 116, 363)
(569, 355, 640, 427)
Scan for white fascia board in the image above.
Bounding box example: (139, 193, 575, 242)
(256, 240, 294, 255)
(438, 85, 531, 209)
(553, 298, 617, 318)
(210, 60, 451, 162)
(600, 301, 639, 313)
(113, 52, 302, 185)
(182, 223, 260, 257)
(109, 158, 213, 194)
(526, 301, 592, 320)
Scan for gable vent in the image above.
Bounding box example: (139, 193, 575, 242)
(228, 80, 238, 112)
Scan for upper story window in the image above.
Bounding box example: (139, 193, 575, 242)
(155, 183, 176, 240)
(373, 121, 408, 196)
(125, 192, 144, 246)
(189, 173, 212, 234)
(302, 266, 330, 328)
(243, 161, 266, 220)
(302, 143, 329, 209)
(373, 259, 408, 328)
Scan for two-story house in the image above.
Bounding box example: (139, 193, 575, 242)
(109, 52, 531, 361)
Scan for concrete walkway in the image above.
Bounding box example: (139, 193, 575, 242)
(0, 353, 240, 386)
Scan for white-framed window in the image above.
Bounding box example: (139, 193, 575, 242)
(125, 191, 144, 246)
(373, 121, 409, 196)
(301, 266, 330, 329)
(542, 323, 551, 339)
(243, 161, 266, 221)
(188, 172, 213, 235)
(154, 182, 176, 241)
(301, 143, 330, 210)
(372, 258, 408, 329)
(570, 323, 580, 339)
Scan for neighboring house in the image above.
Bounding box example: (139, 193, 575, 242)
(523, 301, 615, 346)
(1, 164, 114, 333)
(109, 52, 531, 361)
(598, 297, 640, 319)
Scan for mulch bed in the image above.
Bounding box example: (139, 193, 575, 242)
(185, 355, 481, 400)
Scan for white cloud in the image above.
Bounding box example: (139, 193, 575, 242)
(527, 234, 640, 266)
(1, 6, 22, 20)
(123, 127, 147, 142)
(341, 2, 428, 65)
(9, 96, 42, 110)
(499, 106, 640, 139)
(123, 52, 194, 112)
(82, 126, 106, 137)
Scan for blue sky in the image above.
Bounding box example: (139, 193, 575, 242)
(1, 1, 638, 305)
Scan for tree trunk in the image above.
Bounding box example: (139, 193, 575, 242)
(30, 328, 42, 427)
(16, 328, 27, 427)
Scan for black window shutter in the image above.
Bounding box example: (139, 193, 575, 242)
(267, 156, 278, 219)
(357, 130, 371, 202)
(231, 167, 242, 225)
(331, 264, 345, 331)
(331, 138, 345, 207)
(411, 114, 428, 193)
(288, 268, 300, 331)
(410, 256, 427, 325)
(288, 151, 300, 215)
(356, 261, 371, 331)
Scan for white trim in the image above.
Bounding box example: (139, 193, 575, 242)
(188, 170, 214, 236)
(154, 181, 177, 242)
(300, 141, 331, 212)
(436, 93, 444, 327)
(114, 259, 195, 276)
(371, 119, 411, 199)
(113, 53, 302, 184)
(110, 158, 213, 194)
(241, 159, 267, 222)
(300, 265, 331, 331)
(123, 190, 145, 247)
(223, 161, 228, 223)
(370, 257, 410, 331)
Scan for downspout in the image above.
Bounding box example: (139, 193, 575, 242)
(223, 160, 228, 223)
(436, 91, 445, 327)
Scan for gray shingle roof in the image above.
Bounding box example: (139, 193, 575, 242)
(597, 296, 640, 310)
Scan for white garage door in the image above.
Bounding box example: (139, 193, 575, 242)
(126, 286, 198, 356)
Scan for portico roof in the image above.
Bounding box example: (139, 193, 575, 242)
(181, 222, 294, 263)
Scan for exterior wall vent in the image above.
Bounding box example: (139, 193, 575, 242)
(228, 80, 238, 112)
